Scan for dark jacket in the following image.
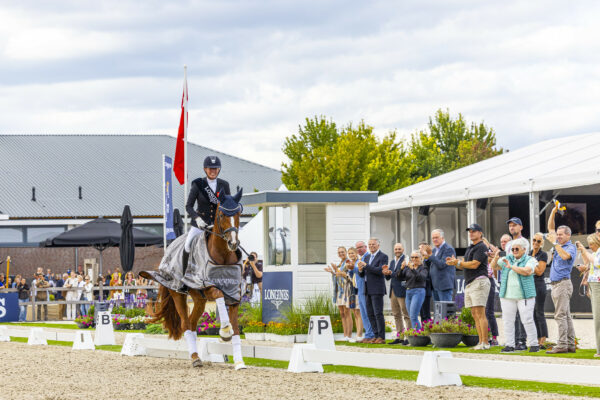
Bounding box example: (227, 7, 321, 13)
(385, 254, 406, 298)
(424, 242, 457, 292)
(186, 177, 231, 227)
(54, 279, 64, 300)
(400, 264, 429, 289)
(358, 250, 389, 296)
(18, 283, 30, 300)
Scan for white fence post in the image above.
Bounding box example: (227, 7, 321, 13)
(416, 351, 462, 387)
(288, 344, 323, 373)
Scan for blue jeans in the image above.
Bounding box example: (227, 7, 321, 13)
(18, 299, 28, 321)
(433, 289, 453, 302)
(356, 278, 374, 338)
(81, 303, 90, 316)
(406, 288, 426, 330)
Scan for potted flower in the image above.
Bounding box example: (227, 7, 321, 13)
(197, 312, 220, 335)
(423, 318, 463, 348)
(459, 322, 480, 347)
(75, 315, 94, 329)
(113, 314, 131, 330)
(404, 327, 431, 347)
(243, 321, 266, 341)
(130, 315, 148, 330)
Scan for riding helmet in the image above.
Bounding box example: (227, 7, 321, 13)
(203, 156, 221, 169)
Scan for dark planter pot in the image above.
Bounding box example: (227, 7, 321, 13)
(114, 323, 131, 330)
(201, 327, 219, 335)
(76, 322, 90, 329)
(407, 335, 431, 347)
(132, 323, 147, 330)
(462, 335, 480, 347)
(430, 333, 463, 348)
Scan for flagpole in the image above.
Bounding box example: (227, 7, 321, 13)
(183, 65, 188, 233)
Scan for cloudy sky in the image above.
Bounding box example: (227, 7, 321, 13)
(1, 1, 599, 169)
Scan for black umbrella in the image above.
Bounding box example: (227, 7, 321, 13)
(120, 205, 135, 274)
(41, 217, 162, 301)
(173, 208, 184, 237)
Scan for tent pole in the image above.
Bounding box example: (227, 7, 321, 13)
(98, 249, 104, 301)
(529, 191, 540, 238)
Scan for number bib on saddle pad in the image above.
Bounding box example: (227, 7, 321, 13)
(142, 233, 243, 305)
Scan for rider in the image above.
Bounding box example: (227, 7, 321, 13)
(180, 155, 231, 292)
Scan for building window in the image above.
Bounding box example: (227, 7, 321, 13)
(135, 224, 164, 237)
(267, 206, 291, 265)
(26, 226, 66, 243)
(0, 227, 24, 243)
(298, 205, 325, 264)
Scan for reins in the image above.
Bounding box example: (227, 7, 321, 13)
(199, 204, 251, 258)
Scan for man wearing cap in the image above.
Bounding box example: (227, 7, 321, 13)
(505, 217, 529, 350)
(181, 156, 231, 292)
(446, 224, 490, 350)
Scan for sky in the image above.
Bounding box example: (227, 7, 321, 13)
(1, 1, 600, 170)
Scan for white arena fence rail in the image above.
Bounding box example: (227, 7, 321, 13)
(3, 327, 600, 388)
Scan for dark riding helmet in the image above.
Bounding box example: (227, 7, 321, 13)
(203, 156, 222, 169)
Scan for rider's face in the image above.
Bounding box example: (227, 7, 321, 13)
(204, 167, 220, 180)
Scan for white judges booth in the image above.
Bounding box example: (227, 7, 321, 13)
(240, 191, 378, 309)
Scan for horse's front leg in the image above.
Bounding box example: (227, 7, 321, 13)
(203, 287, 233, 341)
(228, 303, 246, 370)
(172, 291, 202, 368)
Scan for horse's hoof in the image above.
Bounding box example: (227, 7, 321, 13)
(219, 323, 233, 341)
(192, 358, 203, 368)
(234, 361, 247, 370)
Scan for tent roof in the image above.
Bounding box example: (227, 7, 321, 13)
(372, 132, 600, 213)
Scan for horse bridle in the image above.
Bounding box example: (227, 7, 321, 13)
(199, 204, 251, 257)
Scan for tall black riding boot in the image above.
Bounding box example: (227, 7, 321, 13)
(177, 250, 190, 294)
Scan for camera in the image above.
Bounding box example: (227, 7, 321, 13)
(248, 254, 256, 262)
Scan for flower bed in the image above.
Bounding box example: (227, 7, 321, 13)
(75, 315, 94, 329)
(197, 312, 220, 335)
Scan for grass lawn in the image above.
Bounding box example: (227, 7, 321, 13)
(335, 341, 599, 360)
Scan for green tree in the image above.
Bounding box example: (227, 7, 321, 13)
(409, 109, 503, 180)
(281, 116, 411, 194)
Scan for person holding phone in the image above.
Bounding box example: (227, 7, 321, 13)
(243, 252, 263, 299)
(399, 251, 428, 330)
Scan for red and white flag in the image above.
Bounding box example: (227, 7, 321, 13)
(174, 71, 188, 185)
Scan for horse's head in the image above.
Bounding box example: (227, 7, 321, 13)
(215, 188, 243, 252)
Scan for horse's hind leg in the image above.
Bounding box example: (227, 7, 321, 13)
(203, 287, 233, 341)
(228, 303, 246, 370)
(189, 290, 207, 331)
(172, 292, 201, 367)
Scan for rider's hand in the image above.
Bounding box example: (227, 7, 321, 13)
(195, 218, 213, 229)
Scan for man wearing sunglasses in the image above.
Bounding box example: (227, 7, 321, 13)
(447, 224, 490, 350)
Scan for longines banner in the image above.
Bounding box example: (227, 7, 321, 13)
(262, 272, 293, 324)
(0, 292, 19, 322)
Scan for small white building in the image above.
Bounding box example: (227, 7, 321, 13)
(241, 191, 378, 305)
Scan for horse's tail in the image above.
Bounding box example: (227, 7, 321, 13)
(147, 285, 186, 340)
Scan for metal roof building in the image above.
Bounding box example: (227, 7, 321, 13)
(0, 134, 281, 245)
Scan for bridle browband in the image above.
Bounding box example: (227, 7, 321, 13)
(198, 203, 251, 257)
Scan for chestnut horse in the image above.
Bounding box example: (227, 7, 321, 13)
(147, 191, 245, 369)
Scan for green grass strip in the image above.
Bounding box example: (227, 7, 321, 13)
(335, 341, 599, 360)
(1, 322, 81, 330)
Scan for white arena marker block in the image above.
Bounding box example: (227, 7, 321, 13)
(121, 333, 146, 356)
(72, 330, 95, 350)
(94, 311, 116, 346)
(28, 328, 48, 346)
(416, 351, 462, 387)
(0, 326, 10, 342)
(199, 338, 226, 363)
(307, 316, 335, 351)
(287, 344, 323, 373)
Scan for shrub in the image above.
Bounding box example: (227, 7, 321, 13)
(460, 307, 475, 327)
(145, 323, 167, 334)
(404, 327, 428, 337)
(124, 307, 146, 318)
(243, 320, 266, 333)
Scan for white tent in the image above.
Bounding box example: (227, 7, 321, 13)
(373, 132, 600, 212)
(370, 132, 600, 251)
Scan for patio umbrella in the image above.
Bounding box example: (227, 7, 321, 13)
(173, 208, 184, 237)
(41, 217, 162, 301)
(120, 205, 135, 274)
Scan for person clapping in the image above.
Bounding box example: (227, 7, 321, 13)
(398, 252, 428, 330)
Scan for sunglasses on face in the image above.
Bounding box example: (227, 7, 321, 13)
(533, 239, 543, 243)
(410, 256, 420, 259)
(511, 248, 521, 252)
(596, 228, 600, 233)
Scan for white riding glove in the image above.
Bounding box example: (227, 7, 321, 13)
(195, 217, 213, 230)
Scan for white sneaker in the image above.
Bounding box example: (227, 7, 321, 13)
(349, 337, 356, 343)
(343, 336, 351, 342)
(472, 343, 484, 350)
(356, 336, 364, 342)
(481, 343, 490, 350)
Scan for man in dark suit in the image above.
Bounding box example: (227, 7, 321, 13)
(358, 238, 389, 344)
(422, 229, 456, 302)
(386, 242, 410, 345)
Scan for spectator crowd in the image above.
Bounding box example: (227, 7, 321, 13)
(0, 266, 157, 322)
(325, 203, 600, 357)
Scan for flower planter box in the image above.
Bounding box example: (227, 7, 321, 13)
(407, 335, 431, 347)
(294, 334, 307, 343)
(430, 333, 462, 348)
(244, 332, 265, 341)
(131, 323, 147, 330)
(462, 334, 479, 347)
(271, 334, 296, 343)
(200, 327, 219, 336)
(76, 322, 91, 329)
(114, 323, 131, 331)
(264, 333, 277, 341)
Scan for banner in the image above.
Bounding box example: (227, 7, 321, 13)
(163, 155, 175, 242)
(0, 292, 19, 322)
(262, 271, 293, 323)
